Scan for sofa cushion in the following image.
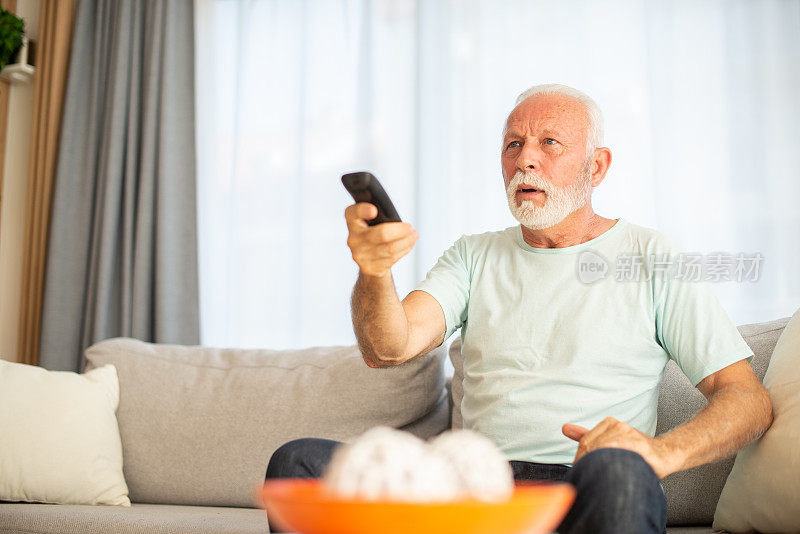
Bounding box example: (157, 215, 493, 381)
(713, 308, 800, 532)
(0, 502, 267, 534)
(448, 317, 790, 526)
(397, 387, 451, 438)
(0, 362, 130, 507)
(85, 338, 447, 508)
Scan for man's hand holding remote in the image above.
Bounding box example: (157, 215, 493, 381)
(344, 202, 418, 278)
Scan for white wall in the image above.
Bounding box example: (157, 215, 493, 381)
(0, 0, 40, 363)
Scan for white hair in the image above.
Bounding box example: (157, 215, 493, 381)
(511, 83, 604, 155)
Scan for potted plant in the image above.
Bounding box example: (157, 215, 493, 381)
(0, 7, 25, 72)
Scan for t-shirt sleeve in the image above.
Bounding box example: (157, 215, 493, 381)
(412, 236, 471, 344)
(654, 259, 754, 387)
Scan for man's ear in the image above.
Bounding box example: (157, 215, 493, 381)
(590, 147, 612, 187)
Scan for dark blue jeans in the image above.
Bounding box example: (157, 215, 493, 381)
(265, 438, 666, 534)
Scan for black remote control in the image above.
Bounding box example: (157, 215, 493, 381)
(341, 171, 402, 226)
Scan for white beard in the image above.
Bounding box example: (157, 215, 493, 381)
(505, 160, 592, 230)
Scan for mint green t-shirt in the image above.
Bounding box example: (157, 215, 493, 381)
(413, 218, 753, 466)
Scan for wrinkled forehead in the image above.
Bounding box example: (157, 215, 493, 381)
(504, 93, 589, 140)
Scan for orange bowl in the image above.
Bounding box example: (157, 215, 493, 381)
(257, 479, 575, 534)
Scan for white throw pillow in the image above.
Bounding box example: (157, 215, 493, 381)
(0, 361, 130, 506)
(713, 308, 800, 533)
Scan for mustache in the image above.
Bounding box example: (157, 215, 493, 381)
(507, 171, 554, 195)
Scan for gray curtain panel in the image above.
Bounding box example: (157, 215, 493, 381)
(39, 0, 199, 371)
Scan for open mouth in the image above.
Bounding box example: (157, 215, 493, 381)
(518, 187, 544, 194)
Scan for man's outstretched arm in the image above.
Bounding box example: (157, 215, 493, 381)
(345, 202, 446, 367)
(562, 359, 772, 479)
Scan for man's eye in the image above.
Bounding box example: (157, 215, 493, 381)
(506, 141, 521, 150)
(544, 138, 558, 145)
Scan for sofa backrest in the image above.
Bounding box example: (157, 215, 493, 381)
(85, 339, 448, 508)
(448, 317, 790, 526)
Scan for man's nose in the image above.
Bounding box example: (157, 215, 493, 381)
(516, 145, 542, 173)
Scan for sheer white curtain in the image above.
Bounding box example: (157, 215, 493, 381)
(195, 0, 800, 350)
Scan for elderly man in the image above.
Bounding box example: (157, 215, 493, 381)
(266, 84, 772, 534)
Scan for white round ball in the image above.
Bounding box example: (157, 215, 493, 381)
(428, 429, 515, 502)
(323, 426, 462, 502)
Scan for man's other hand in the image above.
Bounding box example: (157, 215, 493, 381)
(562, 418, 675, 479)
(345, 202, 418, 278)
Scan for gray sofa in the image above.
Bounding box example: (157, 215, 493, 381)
(0, 317, 789, 534)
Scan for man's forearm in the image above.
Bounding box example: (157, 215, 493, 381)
(656, 383, 772, 475)
(351, 271, 409, 366)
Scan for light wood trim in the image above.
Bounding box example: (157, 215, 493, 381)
(0, 0, 17, 214)
(17, 0, 76, 366)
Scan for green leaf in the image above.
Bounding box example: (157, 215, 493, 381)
(0, 7, 25, 68)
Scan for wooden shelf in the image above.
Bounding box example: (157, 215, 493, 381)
(0, 63, 34, 84)
(1, 35, 35, 85)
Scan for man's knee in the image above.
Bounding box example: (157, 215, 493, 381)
(266, 438, 312, 478)
(570, 448, 658, 483)
(265, 437, 341, 480)
(560, 448, 666, 534)
(566, 448, 666, 513)
(568, 447, 659, 489)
